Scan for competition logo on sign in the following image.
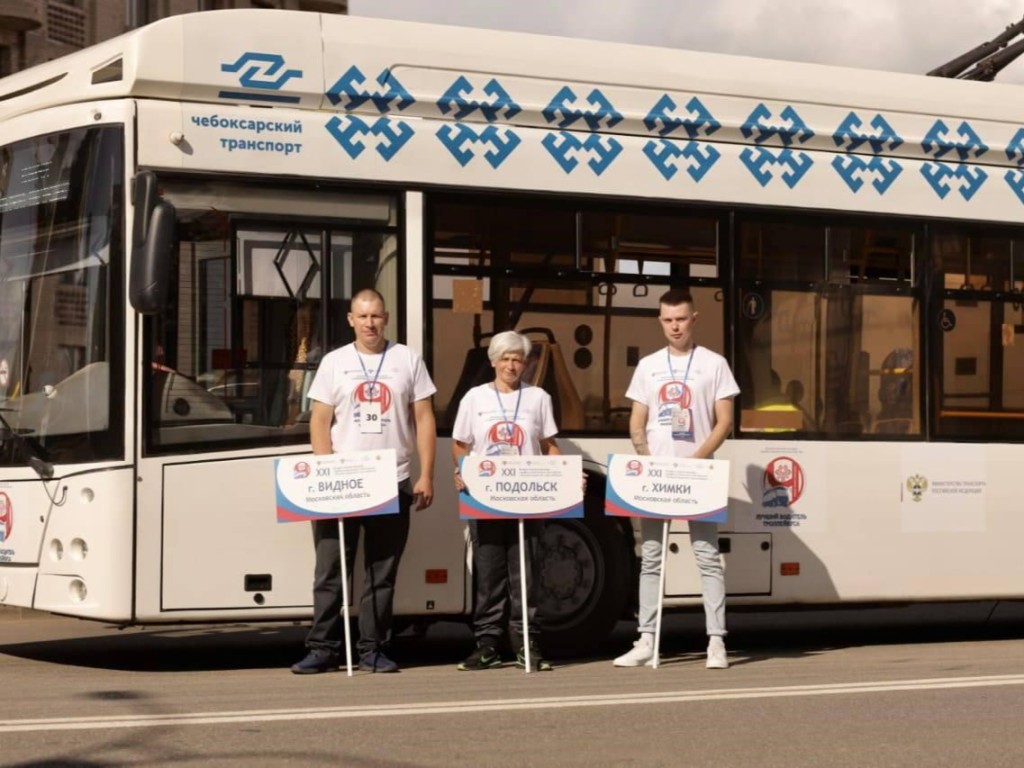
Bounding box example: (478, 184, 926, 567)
(0, 492, 11, 542)
(762, 456, 804, 507)
(478, 460, 497, 478)
(625, 459, 644, 477)
(293, 461, 311, 479)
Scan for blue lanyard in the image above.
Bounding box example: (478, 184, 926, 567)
(493, 383, 523, 426)
(355, 341, 390, 388)
(666, 345, 697, 385)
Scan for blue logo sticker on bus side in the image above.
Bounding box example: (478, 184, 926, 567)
(642, 139, 720, 182)
(643, 95, 721, 139)
(326, 66, 415, 113)
(740, 147, 812, 188)
(437, 76, 521, 122)
(542, 86, 622, 131)
(541, 132, 622, 175)
(832, 155, 903, 194)
(740, 104, 814, 146)
(325, 116, 413, 160)
(1003, 128, 1024, 204)
(437, 124, 521, 168)
(219, 52, 302, 104)
(920, 119, 989, 202)
(832, 112, 903, 153)
(921, 164, 988, 201)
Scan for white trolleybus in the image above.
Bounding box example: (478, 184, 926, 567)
(1, 9, 1022, 652)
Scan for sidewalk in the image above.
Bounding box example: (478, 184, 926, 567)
(0, 605, 46, 620)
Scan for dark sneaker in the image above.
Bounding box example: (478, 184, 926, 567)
(359, 649, 399, 673)
(290, 648, 340, 675)
(515, 645, 552, 672)
(457, 643, 502, 671)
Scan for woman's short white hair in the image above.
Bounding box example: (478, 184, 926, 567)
(487, 331, 532, 364)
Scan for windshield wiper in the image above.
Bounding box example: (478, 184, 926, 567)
(0, 407, 54, 479)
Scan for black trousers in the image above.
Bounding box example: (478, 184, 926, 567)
(469, 518, 543, 647)
(306, 484, 412, 656)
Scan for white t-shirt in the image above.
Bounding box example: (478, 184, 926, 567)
(625, 345, 740, 458)
(452, 383, 558, 457)
(307, 341, 436, 481)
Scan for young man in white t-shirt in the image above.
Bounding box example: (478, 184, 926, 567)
(291, 289, 437, 675)
(613, 288, 740, 670)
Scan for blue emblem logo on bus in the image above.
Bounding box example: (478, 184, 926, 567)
(1004, 127, 1024, 204)
(741, 104, 814, 146)
(220, 52, 302, 104)
(740, 147, 812, 188)
(325, 115, 414, 161)
(643, 94, 720, 139)
(437, 76, 521, 122)
(326, 66, 415, 113)
(542, 86, 622, 131)
(542, 132, 622, 175)
(643, 139, 720, 182)
(437, 124, 521, 168)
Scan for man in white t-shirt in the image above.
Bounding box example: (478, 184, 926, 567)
(291, 288, 437, 675)
(613, 288, 740, 670)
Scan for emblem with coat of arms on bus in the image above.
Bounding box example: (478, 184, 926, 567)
(0, 492, 11, 543)
(906, 474, 928, 502)
(762, 457, 804, 508)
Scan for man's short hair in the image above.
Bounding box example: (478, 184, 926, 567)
(659, 288, 694, 309)
(350, 288, 386, 311)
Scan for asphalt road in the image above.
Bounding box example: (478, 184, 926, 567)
(3, 603, 1024, 767)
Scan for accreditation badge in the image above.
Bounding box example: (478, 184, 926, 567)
(670, 406, 694, 441)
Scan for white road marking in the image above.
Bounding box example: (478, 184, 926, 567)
(4, 673, 1024, 733)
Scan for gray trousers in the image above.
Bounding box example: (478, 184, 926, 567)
(306, 485, 412, 655)
(469, 518, 541, 647)
(638, 518, 726, 637)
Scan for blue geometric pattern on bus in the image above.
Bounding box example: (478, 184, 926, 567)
(1004, 128, 1024, 204)
(740, 147, 813, 188)
(219, 52, 302, 103)
(643, 95, 720, 139)
(920, 163, 988, 201)
(921, 119, 988, 161)
(643, 140, 720, 182)
(740, 104, 814, 146)
(437, 76, 521, 122)
(832, 112, 903, 153)
(832, 155, 902, 194)
(542, 86, 623, 131)
(437, 124, 521, 168)
(542, 132, 622, 175)
(326, 66, 414, 113)
(325, 115, 413, 161)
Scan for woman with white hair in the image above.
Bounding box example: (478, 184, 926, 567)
(452, 330, 560, 672)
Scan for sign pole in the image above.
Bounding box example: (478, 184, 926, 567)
(518, 518, 531, 674)
(652, 518, 669, 670)
(339, 522, 353, 677)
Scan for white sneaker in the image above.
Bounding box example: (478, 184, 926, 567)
(706, 636, 728, 669)
(613, 635, 654, 667)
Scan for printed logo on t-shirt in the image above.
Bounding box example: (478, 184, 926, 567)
(485, 420, 526, 455)
(657, 380, 691, 423)
(354, 381, 393, 413)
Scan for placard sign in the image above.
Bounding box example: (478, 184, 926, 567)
(459, 455, 584, 520)
(275, 450, 399, 522)
(605, 454, 729, 522)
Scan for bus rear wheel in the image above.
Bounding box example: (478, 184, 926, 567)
(535, 517, 632, 656)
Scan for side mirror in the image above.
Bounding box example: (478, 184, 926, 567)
(129, 172, 177, 315)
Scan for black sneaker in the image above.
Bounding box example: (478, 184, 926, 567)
(359, 649, 399, 673)
(290, 648, 340, 674)
(457, 643, 502, 671)
(515, 644, 552, 672)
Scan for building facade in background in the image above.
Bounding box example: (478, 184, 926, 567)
(0, 0, 347, 76)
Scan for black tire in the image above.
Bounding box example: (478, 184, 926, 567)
(535, 494, 634, 657)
